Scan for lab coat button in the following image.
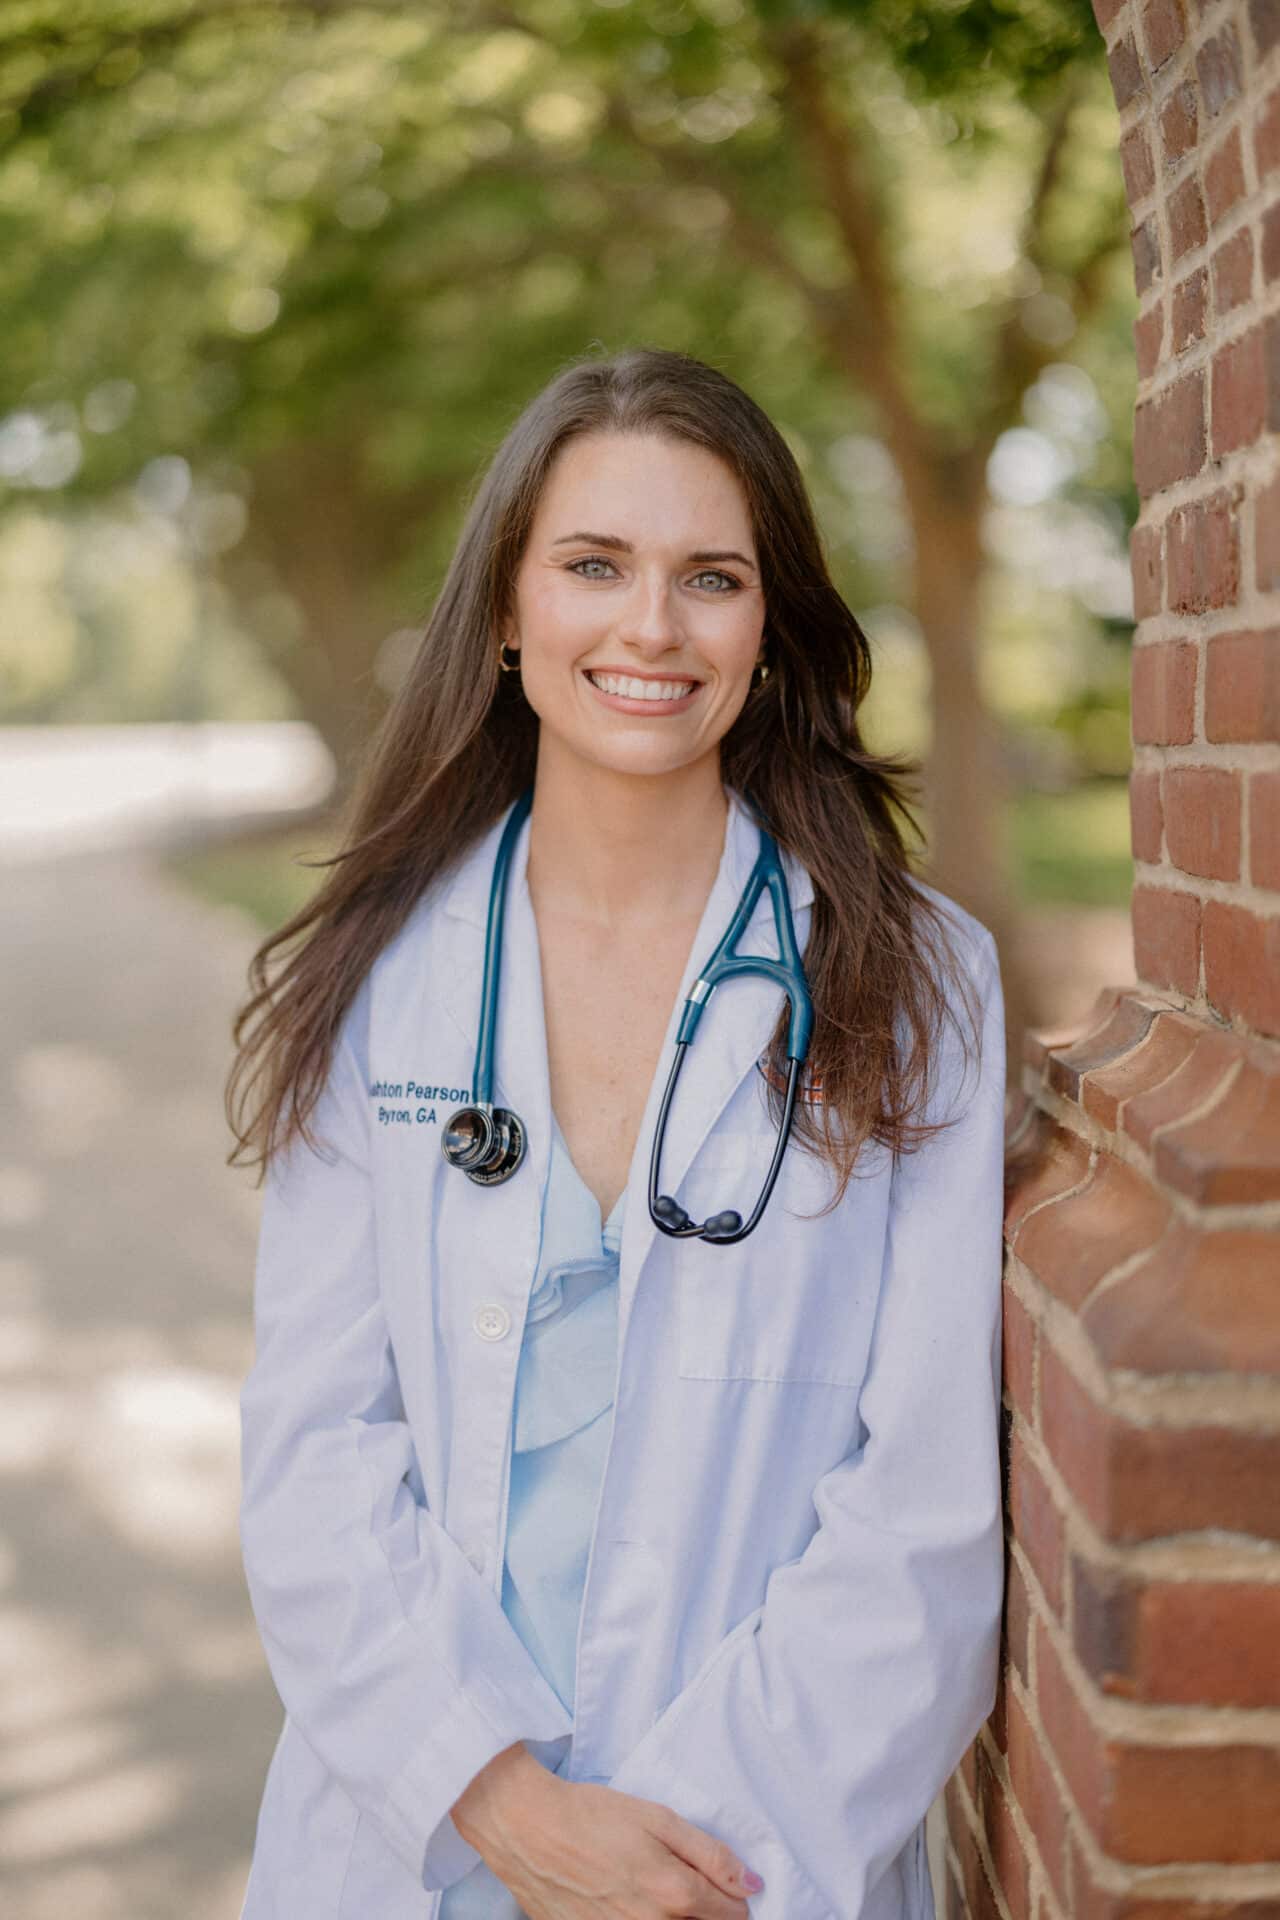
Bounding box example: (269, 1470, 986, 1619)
(473, 1302, 511, 1341)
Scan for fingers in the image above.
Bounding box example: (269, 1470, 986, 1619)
(645, 1802, 763, 1909)
(648, 1861, 749, 1919)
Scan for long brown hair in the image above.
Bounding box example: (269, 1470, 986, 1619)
(226, 344, 985, 1209)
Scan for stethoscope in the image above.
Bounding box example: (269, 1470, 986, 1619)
(441, 786, 814, 1245)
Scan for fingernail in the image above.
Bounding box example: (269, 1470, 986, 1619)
(743, 1869, 765, 1892)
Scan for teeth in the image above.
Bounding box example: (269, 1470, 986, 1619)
(588, 672, 697, 701)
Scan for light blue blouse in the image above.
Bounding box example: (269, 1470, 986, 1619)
(438, 1117, 625, 1919)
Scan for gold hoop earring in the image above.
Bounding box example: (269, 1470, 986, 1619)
(751, 657, 770, 692)
(498, 641, 521, 674)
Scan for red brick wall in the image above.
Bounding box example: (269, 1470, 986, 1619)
(943, 4, 1280, 1918)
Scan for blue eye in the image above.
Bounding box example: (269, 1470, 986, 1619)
(567, 557, 742, 591)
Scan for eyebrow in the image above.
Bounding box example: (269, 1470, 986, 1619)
(550, 530, 758, 570)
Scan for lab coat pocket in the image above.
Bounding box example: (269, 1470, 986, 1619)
(673, 1131, 877, 1387)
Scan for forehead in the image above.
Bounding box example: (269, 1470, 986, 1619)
(530, 431, 755, 544)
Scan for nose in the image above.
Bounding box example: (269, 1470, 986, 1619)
(614, 571, 684, 659)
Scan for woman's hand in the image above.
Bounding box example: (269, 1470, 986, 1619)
(453, 1742, 763, 1917)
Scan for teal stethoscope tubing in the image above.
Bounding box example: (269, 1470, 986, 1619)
(443, 783, 814, 1245)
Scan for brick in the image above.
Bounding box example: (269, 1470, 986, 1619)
(1252, 768, 1280, 888)
(1214, 226, 1254, 312)
(1131, 883, 1201, 995)
(1267, 312, 1280, 434)
(1211, 323, 1266, 456)
(1264, 203, 1280, 286)
(1168, 175, 1208, 263)
(1134, 379, 1205, 497)
(1257, 471, 1280, 590)
(1160, 82, 1198, 167)
(1004, 1117, 1093, 1240)
(1196, 25, 1244, 118)
(1131, 215, 1163, 298)
(1003, 1280, 1036, 1428)
(1172, 267, 1207, 353)
(1163, 764, 1243, 881)
(1009, 1427, 1066, 1617)
(961, 1732, 979, 1802)
(1004, 1549, 1031, 1689)
(1037, 1614, 1280, 1863)
(1071, 1830, 1280, 1920)
(1155, 1048, 1280, 1202)
(1071, 1554, 1138, 1698)
(1201, 901, 1280, 1039)
(1023, 1022, 1091, 1075)
(1134, 301, 1164, 382)
(1132, 638, 1197, 743)
(1165, 487, 1242, 612)
(977, 1741, 1030, 1920)
(1143, 0, 1186, 70)
(989, 1656, 1008, 1757)
(959, 1821, 1005, 1920)
(1121, 125, 1156, 206)
(1129, 767, 1163, 865)
(1012, 1151, 1172, 1312)
(1041, 1338, 1280, 1543)
(1071, 1554, 1280, 1709)
(1139, 1577, 1280, 1707)
(1121, 1021, 1241, 1151)
(1253, 0, 1280, 60)
(1047, 990, 1160, 1100)
(1256, 85, 1280, 178)
(1204, 628, 1280, 741)
(1130, 521, 1163, 618)
(1082, 1219, 1280, 1373)
(1109, 34, 1145, 113)
(1081, 1007, 1203, 1132)
(1005, 1680, 1070, 1905)
(1205, 127, 1247, 224)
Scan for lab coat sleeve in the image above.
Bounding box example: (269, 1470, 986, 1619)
(607, 932, 1007, 1920)
(238, 976, 574, 1893)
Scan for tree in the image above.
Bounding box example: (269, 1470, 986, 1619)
(0, 0, 1134, 1045)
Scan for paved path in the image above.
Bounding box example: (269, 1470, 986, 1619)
(0, 848, 272, 1920)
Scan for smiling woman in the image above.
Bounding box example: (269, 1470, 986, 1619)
(227, 344, 1005, 1920)
(501, 430, 768, 785)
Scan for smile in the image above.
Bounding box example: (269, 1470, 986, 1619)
(585, 671, 701, 703)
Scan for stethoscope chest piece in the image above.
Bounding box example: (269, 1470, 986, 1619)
(441, 1103, 527, 1185)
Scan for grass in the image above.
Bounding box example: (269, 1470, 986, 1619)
(1008, 779, 1133, 909)
(163, 778, 1135, 934)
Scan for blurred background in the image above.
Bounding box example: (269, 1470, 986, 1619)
(0, 1, 1135, 1914)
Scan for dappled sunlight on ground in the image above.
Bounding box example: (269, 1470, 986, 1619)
(0, 850, 274, 1918)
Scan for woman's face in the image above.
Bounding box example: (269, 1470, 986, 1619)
(503, 430, 765, 783)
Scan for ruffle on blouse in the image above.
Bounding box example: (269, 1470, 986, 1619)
(510, 1121, 625, 1452)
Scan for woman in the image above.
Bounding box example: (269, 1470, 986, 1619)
(229, 345, 1007, 1920)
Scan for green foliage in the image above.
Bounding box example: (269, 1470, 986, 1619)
(0, 0, 1134, 767)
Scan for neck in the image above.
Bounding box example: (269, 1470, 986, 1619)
(525, 745, 730, 929)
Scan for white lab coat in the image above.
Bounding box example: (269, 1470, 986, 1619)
(237, 785, 1007, 1920)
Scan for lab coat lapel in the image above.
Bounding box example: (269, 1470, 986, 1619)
(435, 799, 553, 1216)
